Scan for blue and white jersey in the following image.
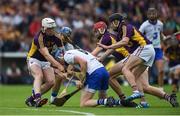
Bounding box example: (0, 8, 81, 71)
(51, 43, 74, 60)
(139, 20, 163, 48)
(64, 49, 104, 75)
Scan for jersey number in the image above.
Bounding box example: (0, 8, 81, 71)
(153, 32, 158, 40)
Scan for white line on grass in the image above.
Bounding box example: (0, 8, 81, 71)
(0, 107, 95, 116)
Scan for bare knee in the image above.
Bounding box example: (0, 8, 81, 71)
(80, 101, 87, 107)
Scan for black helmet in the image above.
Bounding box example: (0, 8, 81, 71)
(109, 13, 124, 22)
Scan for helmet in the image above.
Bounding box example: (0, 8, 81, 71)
(59, 27, 72, 37)
(109, 13, 124, 23)
(41, 18, 56, 29)
(93, 21, 107, 31)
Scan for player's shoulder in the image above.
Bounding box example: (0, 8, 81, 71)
(65, 49, 75, 54)
(141, 20, 150, 27)
(157, 20, 163, 26)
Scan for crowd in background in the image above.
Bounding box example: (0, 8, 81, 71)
(0, 0, 179, 84)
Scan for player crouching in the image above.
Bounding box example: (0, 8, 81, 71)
(56, 49, 115, 107)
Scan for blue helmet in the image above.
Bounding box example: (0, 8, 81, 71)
(59, 27, 72, 37)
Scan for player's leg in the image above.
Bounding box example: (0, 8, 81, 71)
(109, 61, 126, 99)
(98, 90, 107, 99)
(80, 89, 97, 107)
(138, 70, 179, 107)
(172, 66, 180, 93)
(25, 59, 44, 107)
(80, 67, 114, 107)
(31, 65, 55, 107)
(132, 65, 149, 108)
(41, 66, 55, 94)
(50, 75, 63, 103)
(122, 55, 146, 96)
(155, 48, 164, 89)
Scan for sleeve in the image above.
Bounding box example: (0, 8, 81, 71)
(100, 34, 112, 45)
(65, 43, 74, 50)
(64, 52, 75, 64)
(139, 23, 146, 34)
(160, 22, 164, 32)
(122, 24, 133, 38)
(54, 36, 63, 47)
(34, 33, 45, 49)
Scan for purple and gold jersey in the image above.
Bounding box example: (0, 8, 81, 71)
(27, 31, 63, 61)
(117, 24, 151, 52)
(100, 31, 129, 61)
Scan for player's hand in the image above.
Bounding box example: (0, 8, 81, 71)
(57, 64, 65, 72)
(97, 43, 110, 49)
(96, 57, 103, 62)
(75, 80, 83, 89)
(54, 68, 67, 79)
(74, 72, 86, 81)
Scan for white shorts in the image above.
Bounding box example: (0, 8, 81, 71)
(169, 64, 180, 72)
(132, 44, 155, 67)
(27, 58, 51, 70)
(84, 85, 107, 94)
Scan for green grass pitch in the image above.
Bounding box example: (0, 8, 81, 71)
(0, 85, 180, 115)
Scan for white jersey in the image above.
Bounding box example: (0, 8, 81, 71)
(139, 20, 163, 48)
(64, 49, 104, 75)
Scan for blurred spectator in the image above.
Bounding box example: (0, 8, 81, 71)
(5, 62, 22, 84)
(0, 0, 180, 85)
(81, 32, 92, 52)
(28, 16, 41, 37)
(0, 0, 179, 52)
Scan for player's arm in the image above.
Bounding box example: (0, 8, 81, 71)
(98, 25, 130, 49)
(160, 32, 167, 41)
(39, 47, 64, 72)
(91, 46, 103, 56)
(139, 22, 146, 34)
(74, 56, 87, 81)
(98, 49, 114, 62)
(97, 37, 129, 49)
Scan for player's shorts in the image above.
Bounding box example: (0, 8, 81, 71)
(84, 67, 109, 93)
(154, 48, 163, 61)
(169, 64, 180, 72)
(27, 58, 51, 70)
(132, 44, 155, 67)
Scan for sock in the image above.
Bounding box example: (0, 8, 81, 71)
(164, 93, 171, 102)
(97, 98, 107, 105)
(34, 93, 41, 101)
(133, 90, 140, 93)
(50, 92, 58, 103)
(115, 99, 121, 105)
(32, 89, 35, 98)
(140, 101, 148, 104)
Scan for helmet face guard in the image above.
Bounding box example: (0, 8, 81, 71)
(42, 18, 57, 32)
(59, 27, 72, 37)
(109, 13, 124, 30)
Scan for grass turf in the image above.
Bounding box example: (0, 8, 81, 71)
(0, 85, 180, 115)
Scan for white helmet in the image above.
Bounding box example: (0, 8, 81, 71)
(41, 18, 56, 30)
